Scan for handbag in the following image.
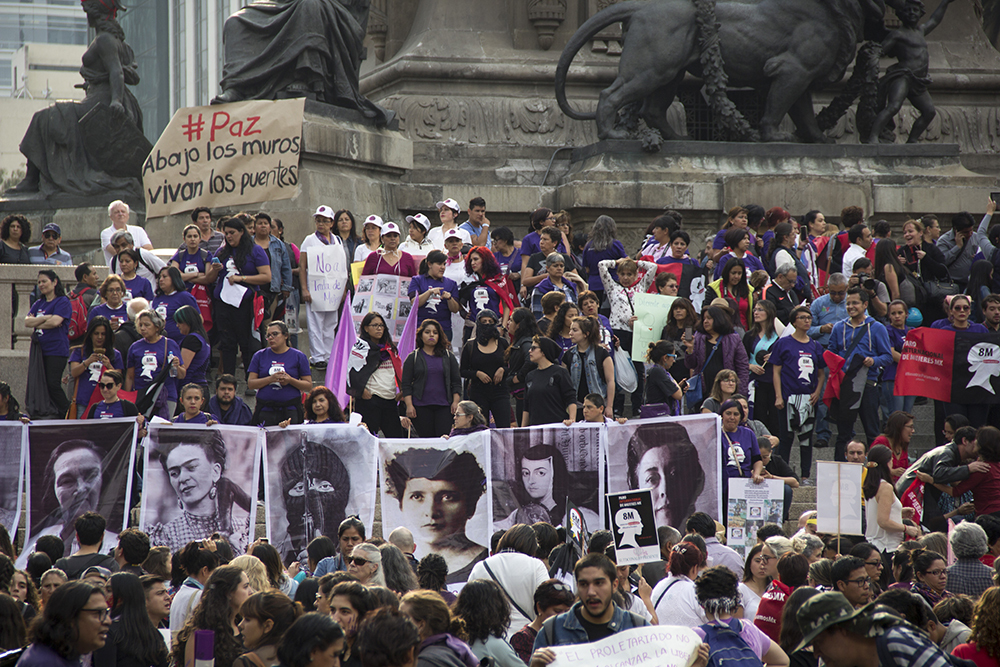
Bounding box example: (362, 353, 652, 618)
(25, 333, 57, 418)
(686, 339, 720, 406)
(135, 339, 171, 418)
(924, 277, 960, 303)
(613, 346, 638, 394)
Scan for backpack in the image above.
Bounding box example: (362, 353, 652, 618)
(67, 289, 89, 341)
(699, 619, 763, 667)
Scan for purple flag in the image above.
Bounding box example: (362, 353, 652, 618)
(396, 297, 420, 364)
(326, 297, 357, 410)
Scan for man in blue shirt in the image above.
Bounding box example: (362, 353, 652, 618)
(29, 223, 73, 265)
(828, 288, 892, 462)
(459, 196, 491, 247)
(208, 375, 252, 425)
(809, 273, 849, 448)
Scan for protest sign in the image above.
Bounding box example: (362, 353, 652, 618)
(726, 478, 784, 558)
(631, 293, 676, 358)
(816, 461, 863, 536)
(350, 275, 413, 339)
(606, 489, 660, 565)
(143, 98, 305, 217)
(896, 328, 1000, 403)
(303, 242, 349, 312)
(549, 625, 700, 667)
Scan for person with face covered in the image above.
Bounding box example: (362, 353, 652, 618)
(148, 429, 253, 555)
(385, 447, 488, 586)
(460, 309, 510, 429)
(626, 421, 706, 532)
(277, 434, 351, 565)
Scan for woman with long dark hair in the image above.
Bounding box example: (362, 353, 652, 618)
(347, 312, 403, 437)
(68, 316, 124, 418)
(502, 444, 572, 527)
(401, 319, 461, 438)
(870, 411, 915, 482)
(801, 210, 829, 293)
(0, 214, 31, 265)
(739, 543, 771, 622)
(461, 309, 510, 428)
(661, 297, 697, 381)
(870, 238, 912, 306)
(683, 305, 750, 407)
(92, 572, 169, 667)
(714, 227, 765, 279)
(276, 612, 346, 667)
(17, 581, 109, 667)
(173, 565, 254, 667)
(864, 445, 919, 573)
(505, 307, 541, 419)
(545, 301, 580, 358)
(25, 270, 72, 417)
(0, 593, 25, 651)
(644, 340, 683, 417)
(173, 305, 211, 396)
(743, 300, 781, 437)
(334, 209, 361, 262)
(768, 222, 808, 294)
(708, 206, 753, 263)
(152, 266, 199, 343)
(706, 257, 753, 331)
(303, 386, 347, 424)
(455, 580, 523, 667)
(462, 246, 520, 327)
(563, 316, 615, 420)
(234, 591, 302, 667)
(206, 215, 272, 384)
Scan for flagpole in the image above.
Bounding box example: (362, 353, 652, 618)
(837, 464, 842, 549)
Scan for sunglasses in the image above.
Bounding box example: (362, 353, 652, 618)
(98, 383, 118, 390)
(43, 232, 59, 239)
(350, 557, 371, 567)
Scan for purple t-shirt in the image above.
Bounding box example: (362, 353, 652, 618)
(123, 275, 154, 303)
(28, 296, 72, 357)
(413, 351, 449, 407)
(931, 320, 989, 333)
(408, 274, 459, 335)
(181, 333, 211, 385)
(213, 244, 270, 299)
(91, 400, 126, 419)
(248, 346, 311, 404)
(170, 248, 208, 288)
(174, 411, 211, 424)
(88, 302, 128, 328)
(466, 280, 504, 322)
(69, 347, 125, 403)
(152, 290, 199, 342)
(723, 425, 760, 479)
(884, 325, 908, 382)
(581, 240, 627, 291)
(770, 335, 827, 399)
(496, 247, 522, 275)
(713, 228, 758, 250)
(127, 336, 182, 401)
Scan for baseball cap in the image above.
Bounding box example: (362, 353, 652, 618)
(794, 593, 870, 652)
(436, 198, 461, 213)
(405, 213, 432, 231)
(381, 222, 401, 236)
(82, 566, 112, 582)
(364, 215, 383, 229)
(313, 205, 335, 219)
(444, 228, 464, 242)
(42, 223, 61, 236)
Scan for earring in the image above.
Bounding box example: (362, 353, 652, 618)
(209, 482, 217, 500)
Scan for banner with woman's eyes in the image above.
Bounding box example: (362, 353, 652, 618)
(263, 425, 379, 566)
(490, 424, 605, 535)
(139, 423, 261, 558)
(378, 432, 492, 590)
(17, 418, 137, 568)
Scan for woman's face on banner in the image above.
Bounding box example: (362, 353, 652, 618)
(401, 477, 468, 543)
(53, 447, 103, 519)
(521, 457, 554, 502)
(165, 444, 222, 510)
(636, 445, 693, 530)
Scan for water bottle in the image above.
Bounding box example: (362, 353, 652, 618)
(194, 630, 214, 667)
(168, 352, 178, 378)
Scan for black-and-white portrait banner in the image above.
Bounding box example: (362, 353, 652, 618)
(0, 423, 26, 539)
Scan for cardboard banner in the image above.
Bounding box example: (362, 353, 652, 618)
(139, 424, 261, 556)
(490, 424, 604, 532)
(263, 425, 378, 565)
(549, 625, 701, 667)
(631, 293, 677, 359)
(726, 478, 784, 559)
(351, 275, 413, 339)
(0, 423, 26, 538)
(816, 461, 863, 536)
(895, 328, 1000, 403)
(304, 242, 349, 312)
(379, 432, 491, 589)
(607, 489, 660, 566)
(143, 98, 305, 217)
(607, 415, 721, 532)
(17, 419, 137, 568)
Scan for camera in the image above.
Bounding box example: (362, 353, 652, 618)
(863, 278, 876, 291)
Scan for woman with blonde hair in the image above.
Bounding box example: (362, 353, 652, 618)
(231, 554, 272, 594)
(700, 369, 738, 415)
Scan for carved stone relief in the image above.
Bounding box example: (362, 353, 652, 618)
(527, 0, 566, 50)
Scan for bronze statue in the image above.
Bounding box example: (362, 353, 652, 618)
(555, 0, 889, 144)
(9, 0, 148, 197)
(867, 0, 952, 144)
(214, 0, 393, 126)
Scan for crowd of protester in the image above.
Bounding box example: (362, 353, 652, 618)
(7, 196, 1000, 666)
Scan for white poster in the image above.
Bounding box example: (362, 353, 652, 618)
(0, 423, 25, 538)
(263, 424, 378, 565)
(304, 243, 349, 312)
(726, 478, 784, 559)
(351, 275, 413, 340)
(379, 432, 491, 589)
(140, 424, 262, 556)
(549, 625, 700, 667)
(816, 461, 863, 536)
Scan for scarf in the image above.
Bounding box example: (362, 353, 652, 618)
(912, 580, 952, 606)
(380, 342, 403, 387)
(484, 274, 519, 315)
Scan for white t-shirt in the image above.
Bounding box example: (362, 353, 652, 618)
(102, 224, 151, 265)
(651, 574, 706, 628)
(468, 552, 549, 640)
(354, 244, 376, 263)
(842, 243, 867, 279)
(427, 226, 472, 251)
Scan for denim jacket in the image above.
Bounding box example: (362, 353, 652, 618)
(566, 345, 607, 398)
(532, 601, 649, 650)
(263, 235, 293, 294)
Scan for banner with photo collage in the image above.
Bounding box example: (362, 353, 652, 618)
(350, 275, 413, 340)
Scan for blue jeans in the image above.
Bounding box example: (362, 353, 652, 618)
(814, 376, 832, 444)
(881, 380, 914, 417)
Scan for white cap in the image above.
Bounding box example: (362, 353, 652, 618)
(405, 213, 432, 231)
(364, 214, 384, 228)
(436, 198, 461, 213)
(381, 222, 401, 235)
(313, 205, 335, 219)
(444, 228, 464, 242)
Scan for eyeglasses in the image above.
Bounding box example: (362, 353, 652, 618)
(350, 557, 371, 567)
(98, 383, 118, 390)
(924, 569, 947, 577)
(455, 413, 469, 418)
(265, 331, 282, 338)
(367, 322, 385, 329)
(106, 287, 124, 293)
(43, 232, 59, 239)
(846, 576, 872, 587)
(529, 345, 540, 351)
(864, 559, 884, 568)
(752, 557, 769, 565)
(759, 554, 776, 563)
(953, 305, 971, 311)
(81, 607, 111, 621)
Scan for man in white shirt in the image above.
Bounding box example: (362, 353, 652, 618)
(842, 223, 872, 280)
(102, 200, 153, 265)
(427, 198, 472, 250)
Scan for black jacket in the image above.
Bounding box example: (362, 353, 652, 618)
(400, 349, 462, 401)
(347, 337, 391, 397)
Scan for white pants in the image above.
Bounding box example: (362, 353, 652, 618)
(306, 306, 339, 363)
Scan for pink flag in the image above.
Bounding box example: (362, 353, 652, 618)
(396, 298, 420, 364)
(325, 297, 357, 410)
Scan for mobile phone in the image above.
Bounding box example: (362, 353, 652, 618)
(684, 326, 693, 341)
(93, 348, 104, 356)
(992, 192, 1000, 204)
(260, 538, 268, 544)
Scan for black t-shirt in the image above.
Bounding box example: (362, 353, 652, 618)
(527, 251, 579, 277)
(574, 606, 617, 642)
(645, 365, 680, 405)
(766, 453, 798, 482)
(703, 339, 725, 393)
(525, 364, 575, 425)
(54, 552, 119, 580)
